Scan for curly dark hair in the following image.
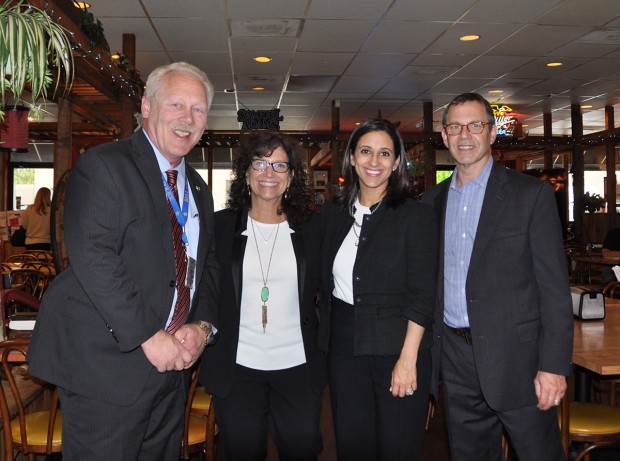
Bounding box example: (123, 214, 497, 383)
(227, 131, 313, 228)
(337, 118, 409, 211)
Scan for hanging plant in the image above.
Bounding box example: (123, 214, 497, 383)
(0, 0, 74, 120)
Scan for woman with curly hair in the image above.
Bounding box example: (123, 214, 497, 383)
(200, 131, 326, 460)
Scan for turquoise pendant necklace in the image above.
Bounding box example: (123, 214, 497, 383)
(250, 217, 280, 332)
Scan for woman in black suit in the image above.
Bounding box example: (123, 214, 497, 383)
(318, 119, 438, 460)
(200, 132, 326, 461)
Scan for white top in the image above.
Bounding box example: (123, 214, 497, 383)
(21, 205, 51, 245)
(332, 199, 369, 305)
(236, 218, 306, 370)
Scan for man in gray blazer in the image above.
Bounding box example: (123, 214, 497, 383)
(28, 62, 219, 460)
(423, 92, 573, 460)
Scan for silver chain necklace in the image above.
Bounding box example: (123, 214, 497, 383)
(253, 220, 278, 244)
(350, 197, 383, 246)
(250, 217, 280, 332)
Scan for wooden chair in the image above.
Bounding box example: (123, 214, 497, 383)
(602, 281, 620, 299)
(0, 339, 62, 461)
(559, 396, 620, 461)
(23, 250, 53, 263)
(181, 366, 218, 461)
(8, 269, 44, 298)
(0, 289, 41, 339)
(4, 254, 38, 264)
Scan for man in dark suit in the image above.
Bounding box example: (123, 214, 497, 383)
(28, 62, 219, 460)
(423, 92, 573, 460)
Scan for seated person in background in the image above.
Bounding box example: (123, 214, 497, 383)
(602, 227, 620, 259)
(601, 227, 620, 283)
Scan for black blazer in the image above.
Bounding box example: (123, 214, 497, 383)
(28, 130, 220, 406)
(317, 198, 438, 356)
(200, 209, 326, 398)
(422, 161, 573, 411)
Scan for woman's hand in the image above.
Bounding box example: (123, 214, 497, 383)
(390, 320, 425, 397)
(391, 351, 418, 397)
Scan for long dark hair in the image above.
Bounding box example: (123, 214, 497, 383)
(337, 118, 409, 211)
(227, 131, 313, 228)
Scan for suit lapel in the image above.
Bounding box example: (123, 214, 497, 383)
(231, 211, 248, 309)
(291, 228, 306, 305)
(469, 162, 509, 269)
(130, 131, 176, 271)
(186, 167, 207, 289)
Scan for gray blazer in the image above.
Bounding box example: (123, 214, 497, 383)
(28, 130, 219, 406)
(422, 161, 573, 411)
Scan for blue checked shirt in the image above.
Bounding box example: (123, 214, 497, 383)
(443, 157, 493, 328)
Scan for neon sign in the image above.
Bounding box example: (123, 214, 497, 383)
(492, 104, 518, 136)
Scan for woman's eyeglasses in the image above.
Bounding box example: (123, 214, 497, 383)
(250, 159, 290, 173)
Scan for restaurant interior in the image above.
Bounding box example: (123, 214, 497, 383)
(0, 0, 620, 459)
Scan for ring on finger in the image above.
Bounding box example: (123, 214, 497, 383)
(405, 389, 415, 396)
(553, 399, 560, 406)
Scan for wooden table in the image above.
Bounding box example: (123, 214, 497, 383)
(572, 298, 620, 400)
(572, 255, 620, 283)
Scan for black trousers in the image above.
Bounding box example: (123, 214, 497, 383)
(441, 323, 566, 461)
(328, 298, 431, 461)
(212, 363, 323, 461)
(58, 369, 188, 461)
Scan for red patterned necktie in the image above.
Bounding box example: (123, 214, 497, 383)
(165, 169, 190, 333)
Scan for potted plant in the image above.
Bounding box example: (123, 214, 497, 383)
(583, 192, 605, 213)
(0, 0, 74, 130)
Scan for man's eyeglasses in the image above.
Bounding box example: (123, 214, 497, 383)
(443, 121, 493, 136)
(250, 159, 290, 173)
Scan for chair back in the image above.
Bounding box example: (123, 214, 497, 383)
(182, 363, 218, 461)
(5, 254, 38, 264)
(8, 268, 51, 299)
(23, 250, 53, 263)
(0, 339, 62, 459)
(0, 289, 41, 339)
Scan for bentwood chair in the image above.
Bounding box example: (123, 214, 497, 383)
(0, 288, 41, 339)
(0, 339, 62, 461)
(560, 396, 620, 461)
(181, 365, 218, 461)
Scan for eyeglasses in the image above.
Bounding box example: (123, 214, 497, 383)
(250, 159, 290, 173)
(443, 121, 493, 136)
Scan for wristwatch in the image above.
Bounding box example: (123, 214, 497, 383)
(196, 320, 213, 346)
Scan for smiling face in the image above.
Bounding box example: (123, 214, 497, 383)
(141, 71, 208, 166)
(441, 100, 497, 181)
(246, 146, 293, 208)
(350, 130, 399, 204)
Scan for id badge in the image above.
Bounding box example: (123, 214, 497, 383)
(185, 256, 196, 289)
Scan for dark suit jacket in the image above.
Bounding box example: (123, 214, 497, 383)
(317, 198, 438, 355)
(200, 209, 326, 398)
(27, 130, 219, 406)
(422, 161, 573, 411)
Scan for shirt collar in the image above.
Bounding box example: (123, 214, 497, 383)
(449, 156, 493, 192)
(143, 129, 186, 183)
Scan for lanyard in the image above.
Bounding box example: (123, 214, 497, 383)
(161, 172, 190, 245)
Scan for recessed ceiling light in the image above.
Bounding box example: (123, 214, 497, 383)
(252, 87, 265, 91)
(73, 1, 91, 8)
(460, 35, 480, 41)
(546, 62, 563, 67)
(111, 54, 120, 60)
(581, 105, 593, 109)
(522, 124, 529, 127)
(254, 56, 272, 63)
(488, 89, 503, 94)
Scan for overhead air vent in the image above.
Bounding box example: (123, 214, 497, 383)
(231, 19, 301, 37)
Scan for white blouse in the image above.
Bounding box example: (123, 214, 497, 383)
(236, 218, 306, 370)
